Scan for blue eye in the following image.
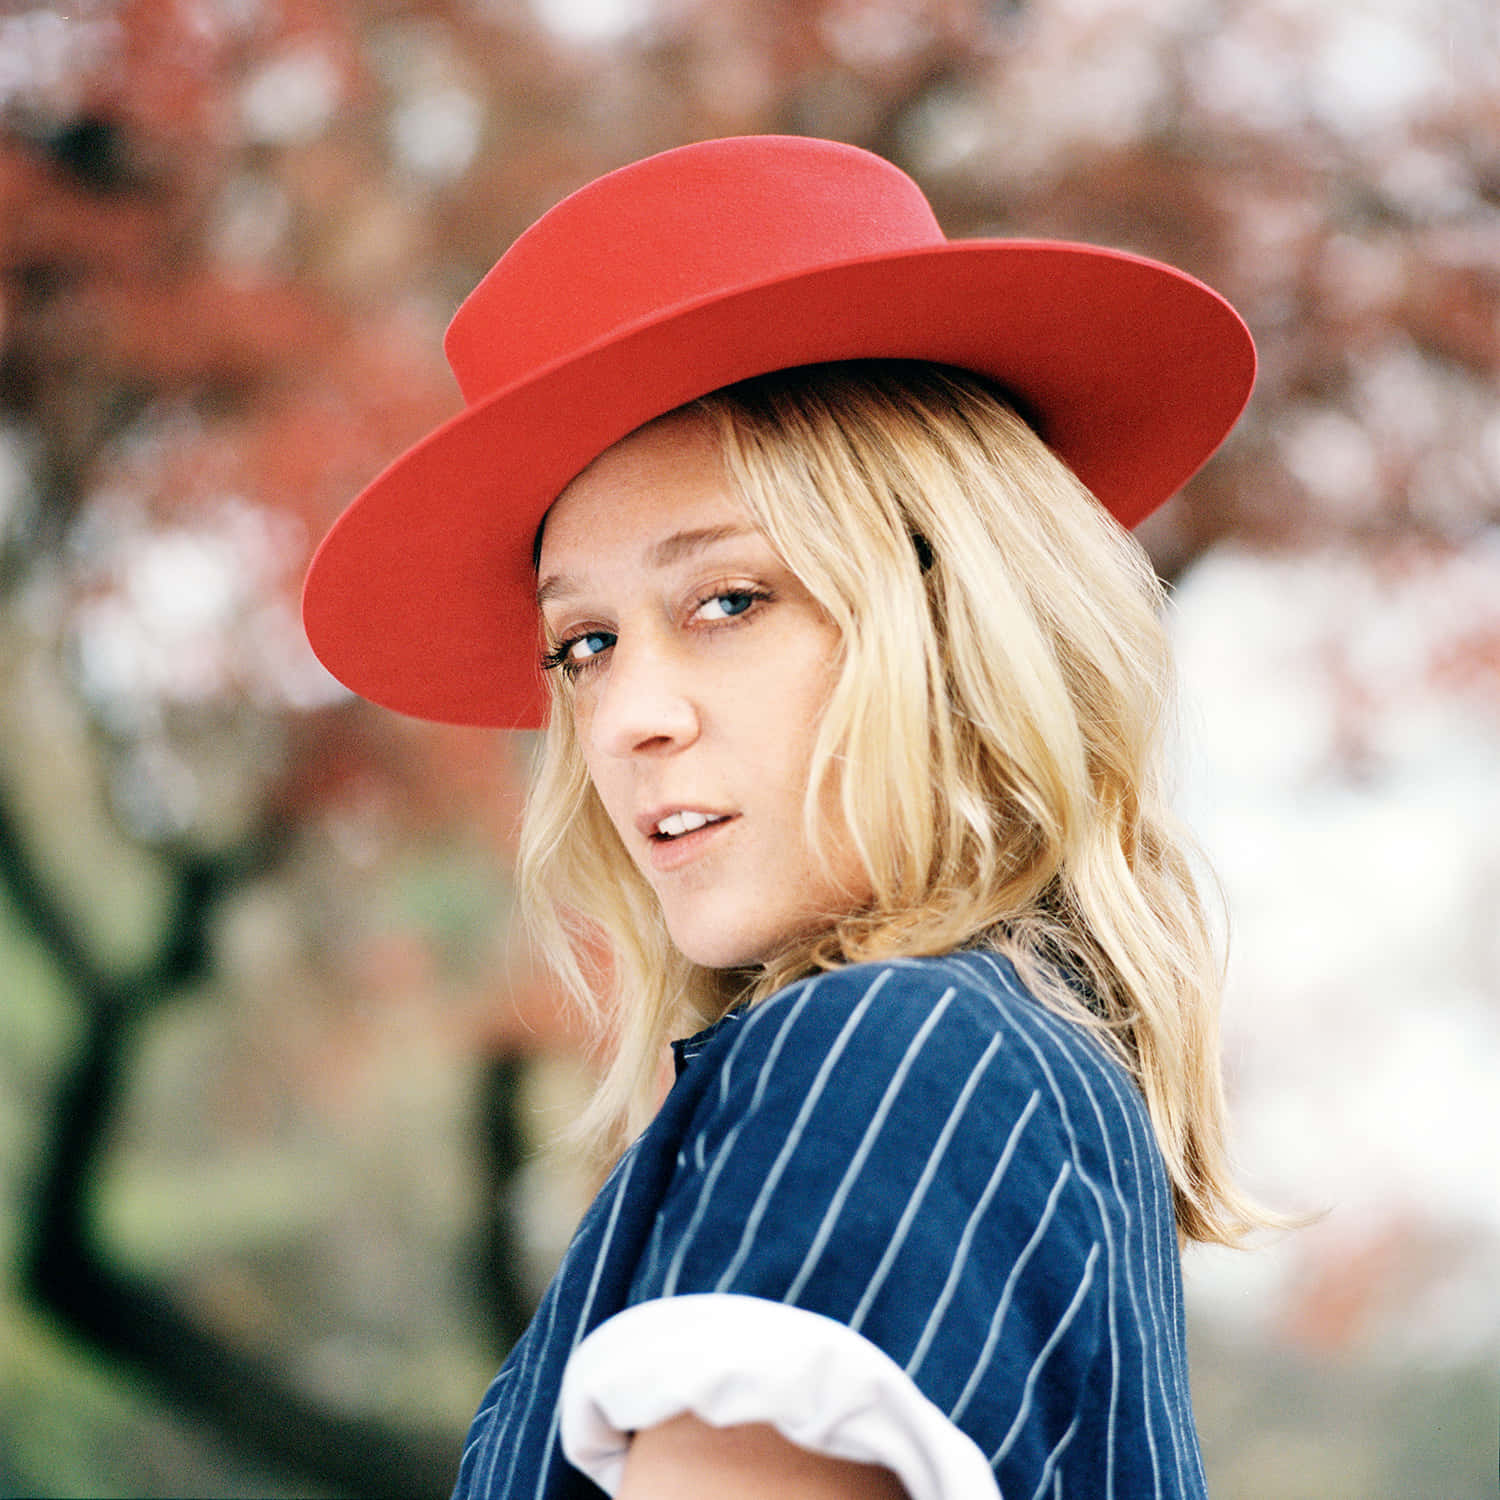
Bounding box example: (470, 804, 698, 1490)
(695, 590, 763, 621)
(571, 631, 613, 660)
(541, 629, 615, 677)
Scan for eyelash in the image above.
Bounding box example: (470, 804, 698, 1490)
(541, 587, 772, 680)
(540, 631, 613, 679)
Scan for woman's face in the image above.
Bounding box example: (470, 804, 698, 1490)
(536, 411, 871, 971)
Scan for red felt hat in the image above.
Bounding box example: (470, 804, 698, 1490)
(302, 135, 1254, 729)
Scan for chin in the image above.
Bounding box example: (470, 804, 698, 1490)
(664, 917, 779, 973)
(667, 909, 832, 974)
(672, 936, 771, 972)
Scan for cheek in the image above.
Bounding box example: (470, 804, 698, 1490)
(758, 653, 853, 854)
(778, 642, 842, 771)
(576, 736, 630, 841)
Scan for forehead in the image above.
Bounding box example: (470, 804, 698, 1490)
(536, 410, 752, 578)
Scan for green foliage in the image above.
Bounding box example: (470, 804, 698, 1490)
(392, 844, 513, 976)
(0, 1301, 329, 1499)
(1192, 1328, 1500, 1499)
(0, 0, 1495, 1492)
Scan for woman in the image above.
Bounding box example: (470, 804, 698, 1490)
(303, 136, 1263, 1498)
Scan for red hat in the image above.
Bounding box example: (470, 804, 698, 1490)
(303, 135, 1254, 729)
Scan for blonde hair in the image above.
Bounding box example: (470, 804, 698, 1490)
(520, 359, 1260, 1246)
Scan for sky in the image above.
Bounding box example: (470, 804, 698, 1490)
(1172, 538, 1500, 1363)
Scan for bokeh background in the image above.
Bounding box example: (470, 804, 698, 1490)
(1, 0, 1497, 1495)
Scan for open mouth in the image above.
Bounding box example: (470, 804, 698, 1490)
(652, 811, 731, 841)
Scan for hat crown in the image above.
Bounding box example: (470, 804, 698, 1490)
(444, 136, 945, 404)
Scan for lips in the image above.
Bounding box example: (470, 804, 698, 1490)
(654, 809, 729, 839)
(635, 805, 734, 841)
(639, 807, 738, 872)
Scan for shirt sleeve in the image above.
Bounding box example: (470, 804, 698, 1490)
(557, 959, 1116, 1495)
(558, 1294, 996, 1498)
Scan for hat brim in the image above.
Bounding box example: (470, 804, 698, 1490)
(302, 240, 1254, 728)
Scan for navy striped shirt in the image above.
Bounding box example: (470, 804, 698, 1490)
(453, 951, 1208, 1498)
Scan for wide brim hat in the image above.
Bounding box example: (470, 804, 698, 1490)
(303, 135, 1255, 729)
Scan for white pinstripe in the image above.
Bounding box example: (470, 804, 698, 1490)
(718, 975, 819, 1112)
(661, 1113, 750, 1297)
(904, 1061, 1029, 1379)
(849, 1026, 1005, 1333)
(465, 952, 1204, 1498)
(713, 969, 893, 1292)
(948, 1148, 1069, 1426)
(783, 989, 956, 1305)
(483, 1238, 569, 1496)
(1016, 978, 1169, 1499)
(971, 952, 1130, 1500)
(528, 1146, 639, 1499)
(1045, 1021, 1164, 1495)
(1029, 1408, 1083, 1500)
(992, 1242, 1102, 1466)
(1085, 1028, 1191, 1488)
(662, 982, 822, 1297)
(640, 1201, 670, 1296)
(457, 1366, 511, 1469)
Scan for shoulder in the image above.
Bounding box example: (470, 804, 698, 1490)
(677, 953, 1147, 1184)
(712, 951, 1125, 1102)
(647, 953, 1149, 1344)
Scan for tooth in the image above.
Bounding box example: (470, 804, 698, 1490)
(657, 810, 718, 838)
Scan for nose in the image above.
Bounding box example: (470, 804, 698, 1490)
(586, 630, 700, 759)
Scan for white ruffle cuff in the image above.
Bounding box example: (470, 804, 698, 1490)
(557, 1293, 1000, 1499)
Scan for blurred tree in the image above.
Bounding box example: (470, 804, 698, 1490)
(0, 1, 556, 1492)
(0, 0, 1495, 1495)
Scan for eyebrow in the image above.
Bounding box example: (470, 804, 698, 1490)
(535, 523, 753, 607)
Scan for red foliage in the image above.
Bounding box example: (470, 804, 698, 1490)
(1, 0, 1495, 1068)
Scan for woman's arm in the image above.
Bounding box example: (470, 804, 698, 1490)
(618, 1413, 909, 1500)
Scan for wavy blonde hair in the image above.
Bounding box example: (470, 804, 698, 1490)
(520, 359, 1259, 1246)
